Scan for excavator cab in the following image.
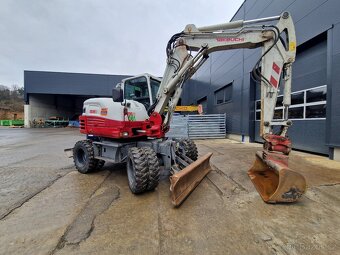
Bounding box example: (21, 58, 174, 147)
(121, 74, 161, 110)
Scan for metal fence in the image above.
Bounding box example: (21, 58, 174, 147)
(166, 113, 226, 139)
(166, 115, 189, 138)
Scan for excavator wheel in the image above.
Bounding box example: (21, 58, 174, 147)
(178, 138, 198, 161)
(73, 140, 98, 174)
(143, 147, 160, 191)
(95, 160, 105, 170)
(127, 147, 149, 194)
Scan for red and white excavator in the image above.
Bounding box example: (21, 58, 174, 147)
(66, 12, 306, 206)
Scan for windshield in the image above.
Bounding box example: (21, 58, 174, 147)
(150, 78, 160, 103)
(124, 76, 160, 109)
(124, 76, 150, 108)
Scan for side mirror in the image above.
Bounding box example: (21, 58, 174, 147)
(112, 87, 123, 102)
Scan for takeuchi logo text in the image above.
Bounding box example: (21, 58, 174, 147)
(216, 37, 245, 42)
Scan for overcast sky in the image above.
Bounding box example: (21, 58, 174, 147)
(0, 0, 243, 88)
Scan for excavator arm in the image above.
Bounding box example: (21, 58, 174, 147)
(152, 12, 306, 204)
(153, 12, 295, 135)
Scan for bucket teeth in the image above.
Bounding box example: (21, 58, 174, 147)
(248, 151, 306, 203)
(170, 153, 213, 207)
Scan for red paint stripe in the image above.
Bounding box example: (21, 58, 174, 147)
(272, 62, 280, 75)
(79, 115, 147, 139)
(270, 76, 278, 88)
(79, 115, 164, 139)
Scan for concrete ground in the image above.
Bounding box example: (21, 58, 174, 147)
(0, 128, 339, 255)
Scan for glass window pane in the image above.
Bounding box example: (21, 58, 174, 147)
(150, 78, 160, 103)
(276, 96, 283, 107)
(224, 85, 232, 102)
(273, 109, 283, 120)
(288, 107, 304, 119)
(256, 101, 261, 110)
(124, 76, 149, 99)
(215, 89, 224, 104)
(291, 92, 304, 105)
(256, 111, 261, 120)
(124, 76, 150, 108)
(306, 104, 326, 118)
(306, 87, 327, 103)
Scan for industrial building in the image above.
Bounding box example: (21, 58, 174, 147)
(24, 71, 129, 127)
(24, 0, 340, 160)
(181, 0, 340, 160)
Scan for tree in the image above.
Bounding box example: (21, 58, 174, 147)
(0, 87, 10, 101)
(0, 84, 24, 113)
(17, 87, 24, 97)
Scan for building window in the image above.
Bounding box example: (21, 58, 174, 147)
(289, 91, 305, 119)
(214, 82, 232, 105)
(255, 95, 284, 121)
(306, 104, 326, 118)
(255, 100, 261, 120)
(291, 92, 304, 105)
(274, 109, 283, 120)
(275, 96, 283, 107)
(256, 111, 261, 121)
(215, 89, 224, 104)
(306, 86, 327, 103)
(288, 106, 304, 119)
(255, 85, 327, 121)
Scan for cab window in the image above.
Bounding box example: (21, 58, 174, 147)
(124, 76, 150, 108)
(150, 78, 160, 103)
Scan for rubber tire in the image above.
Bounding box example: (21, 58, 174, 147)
(95, 160, 105, 170)
(179, 138, 198, 161)
(127, 147, 149, 194)
(73, 140, 98, 174)
(143, 147, 160, 191)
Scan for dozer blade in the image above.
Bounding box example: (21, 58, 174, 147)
(248, 151, 306, 203)
(170, 153, 213, 207)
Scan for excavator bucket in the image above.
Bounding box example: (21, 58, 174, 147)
(248, 151, 306, 203)
(170, 153, 213, 207)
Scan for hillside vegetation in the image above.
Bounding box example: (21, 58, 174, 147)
(0, 86, 24, 118)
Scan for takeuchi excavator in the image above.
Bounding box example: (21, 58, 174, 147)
(66, 12, 306, 206)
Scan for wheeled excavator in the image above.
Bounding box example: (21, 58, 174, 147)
(66, 12, 306, 206)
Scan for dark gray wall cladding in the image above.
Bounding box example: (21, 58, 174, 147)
(329, 24, 340, 147)
(255, 120, 328, 153)
(181, 0, 340, 154)
(24, 71, 130, 102)
(293, 38, 327, 91)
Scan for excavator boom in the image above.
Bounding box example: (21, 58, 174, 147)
(154, 12, 306, 204)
